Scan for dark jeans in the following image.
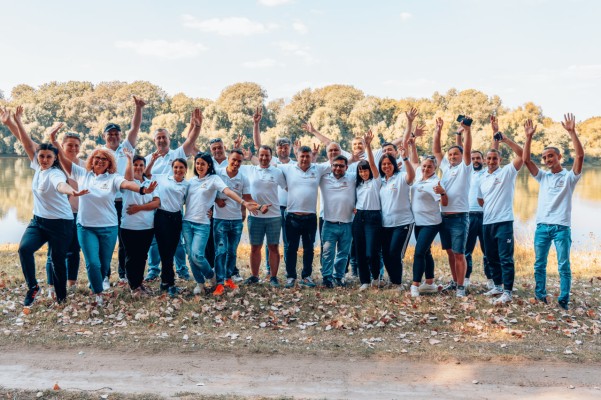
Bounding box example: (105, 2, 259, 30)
(154, 209, 183, 287)
(115, 200, 126, 279)
(120, 228, 154, 290)
(46, 212, 80, 284)
(352, 210, 382, 284)
(466, 212, 490, 279)
(483, 221, 515, 291)
(285, 213, 317, 280)
(265, 206, 288, 272)
(412, 224, 441, 282)
(206, 215, 216, 270)
(382, 223, 414, 284)
(19, 216, 73, 302)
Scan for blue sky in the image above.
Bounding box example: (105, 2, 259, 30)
(1, 0, 599, 119)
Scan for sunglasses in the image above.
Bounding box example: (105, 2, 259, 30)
(64, 132, 81, 139)
(332, 163, 346, 168)
(209, 138, 223, 144)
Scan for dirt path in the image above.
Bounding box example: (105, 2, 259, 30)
(1, 348, 600, 399)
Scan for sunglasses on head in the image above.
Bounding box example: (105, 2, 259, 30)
(209, 138, 223, 144)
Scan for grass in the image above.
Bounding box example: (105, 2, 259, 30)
(0, 242, 600, 363)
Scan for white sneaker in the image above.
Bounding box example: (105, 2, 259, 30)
(95, 294, 104, 306)
(463, 278, 470, 289)
(371, 279, 386, 288)
(359, 283, 370, 291)
(102, 277, 110, 290)
(193, 284, 204, 295)
(485, 286, 503, 296)
(47, 287, 55, 299)
(493, 291, 512, 305)
(206, 275, 217, 287)
(456, 287, 466, 298)
(410, 285, 420, 298)
(419, 282, 438, 294)
(232, 274, 243, 283)
(486, 279, 495, 290)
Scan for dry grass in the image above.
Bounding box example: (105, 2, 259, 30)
(1, 243, 600, 364)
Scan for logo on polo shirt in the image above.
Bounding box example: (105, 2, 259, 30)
(556, 179, 565, 188)
(99, 182, 110, 190)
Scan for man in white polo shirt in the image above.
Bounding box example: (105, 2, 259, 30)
(477, 125, 524, 305)
(279, 146, 331, 288)
(144, 109, 203, 282)
(523, 114, 584, 311)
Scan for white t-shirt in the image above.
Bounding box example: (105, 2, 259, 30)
(411, 170, 442, 226)
(319, 172, 357, 223)
(71, 163, 125, 227)
(183, 174, 228, 224)
(146, 146, 187, 176)
(241, 165, 286, 219)
(30, 158, 73, 220)
(105, 140, 134, 200)
(356, 178, 382, 211)
(478, 164, 519, 225)
(214, 168, 251, 220)
(380, 172, 414, 227)
(440, 157, 471, 213)
(66, 159, 86, 213)
(279, 163, 331, 213)
(120, 179, 157, 230)
(275, 158, 296, 208)
(534, 168, 581, 227)
(468, 168, 486, 212)
(152, 174, 189, 213)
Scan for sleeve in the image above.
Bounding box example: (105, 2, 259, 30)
(70, 162, 86, 182)
(30, 157, 39, 171)
(113, 174, 126, 192)
(568, 169, 582, 182)
(341, 149, 352, 160)
(508, 163, 519, 177)
(534, 169, 544, 183)
(121, 140, 135, 153)
(275, 169, 287, 189)
(175, 146, 187, 159)
(477, 180, 483, 200)
(440, 157, 450, 173)
(212, 175, 228, 193)
(317, 162, 332, 176)
(242, 174, 251, 195)
(49, 169, 67, 190)
(401, 171, 412, 187)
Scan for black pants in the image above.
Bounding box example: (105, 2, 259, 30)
(382, 223, 414, 284)
(120, 227, 155, 290)
(466, 212, 491, 279)
(483, 221, 515, 291)
(352, 210, 382, 284)
(19, 216, 73, 302)
(155, 209, 183, 287)
(285, 213, 317, 279)
(412, 224, 441, 282)
(114, 200, 126, 279)
(46, 212, 81, 284)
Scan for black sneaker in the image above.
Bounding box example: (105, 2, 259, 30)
(558, 300, 569, 311)
(269, 276, 280, 288)
(323, 279, 334, 289)
(244, 276, 260, 285)
(160, 283, 170, 292)
(536, 296, 549, 305)
(441, 280, 457, 293)
(167, 286, 180, 298)
(24, 285, 40, 306)
(333, 278, 346, 287)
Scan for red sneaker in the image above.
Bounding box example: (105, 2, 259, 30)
(213, 284, 225, 296)
(224, 279, 238, 290)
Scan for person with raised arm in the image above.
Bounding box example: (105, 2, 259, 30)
(432, 116, 472, 298)
(1, 110, 88, 307)
(477, 121, 525, 305)
(523, 113, 584, 311)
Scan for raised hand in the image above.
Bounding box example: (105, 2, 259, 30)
(143, 181, 158, 194)
(123, 147, 134, 160)
(191, 108, 203, 127)
(460, 115, 472, 131)
(0, 108, 12, 125)
(15, 105, 24, 121)
(242, 147, 252, 161)
(312, 142, 320, 156)
(433, 181, 446, 195)
(405, 107, 418, 122)
(363, 129, 374, 147)
(47, 122, 65, 143)
(253, 107, 262, 124)
(301, 122, 316, 134)
(133, 96, 146, 108)
(490, 115, 499, 133)
(233, 134, 243, 149)
(398, 144, 407, 159)
(435, 117, 444, 132)
(414, 124, 426, 138)
(561, 113, 576, 133)
(524, 119, 537, 138)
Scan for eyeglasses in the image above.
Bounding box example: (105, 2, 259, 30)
(209, 138, 223, 144)
(94, 157, 109, 162)
(332, 163, 346, 168)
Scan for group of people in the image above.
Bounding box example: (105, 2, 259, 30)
(0, 99, 584, 311)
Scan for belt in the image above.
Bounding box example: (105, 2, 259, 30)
(157, 209, 181, 216)
(468, 211, 483, 215)
(288, 213, 316, 219)
(442, 212, 468, 219)
(325, 220, 349, 225)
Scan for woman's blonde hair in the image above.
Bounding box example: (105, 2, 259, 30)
(86, 148, 117, 174)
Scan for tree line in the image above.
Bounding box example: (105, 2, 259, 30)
(1, 81, 599, 161)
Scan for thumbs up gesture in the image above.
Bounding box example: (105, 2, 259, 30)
(433, 181, 446, 196)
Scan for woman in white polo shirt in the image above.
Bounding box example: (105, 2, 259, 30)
(1, 112, 88, 307)
(353, 131, 383, 291)
(120, 155, 160, 296)
(183, 152, 259, 295)
(55, 145, 157, 305)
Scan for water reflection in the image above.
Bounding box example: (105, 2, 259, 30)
(0, 157, 599, 249)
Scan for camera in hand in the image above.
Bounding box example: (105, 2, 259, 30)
(456, 115, 473, 126)
(494, 132, 504, 141)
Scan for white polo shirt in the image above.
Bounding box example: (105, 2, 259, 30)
(153, 174, 189, 213)
(66, 159, 87, 213)
(241, 165, 286, 219)
(319, 172, 356, 223)
(30, 159, 73, 220)
(411, 169, 442, 226)
(380, 172, 414, 227)
(356, 178, 382, 211)
(534, 168, 581, 227)
(275, 158, 296, 208)
(146, 146, 187, 175)
(440, 158, 471, 213)
(214, 167, 250, 220)
(184, 174, 228, 224)
(71, 163, 125, 227)
(469, 168, 486, 212)
(120, 179, 158, 230)
(105, 140, 134, 200)
(279, 163, 331, 213)
(212, 157, 228, 169)
(478, 164, 519, 225)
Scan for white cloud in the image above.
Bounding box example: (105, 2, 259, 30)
(293, 21, 308, 34)
(182, 14, 277, 36)
(114, 40, 208, 59)
(258, 0, 293, 6)
(275, 40, 318, 65)
(400, 12, 412, 21)
(242, 58, 283, 68)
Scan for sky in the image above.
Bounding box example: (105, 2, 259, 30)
(1, 0, 600, 120)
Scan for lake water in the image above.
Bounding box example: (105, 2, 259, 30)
(1, 157, 599, 250)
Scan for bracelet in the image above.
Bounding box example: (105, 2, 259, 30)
(411, 133, 416, 138)
(139, 186, 145, 195)
(440, 192, 446, 196)
(403, 157, 409, 162)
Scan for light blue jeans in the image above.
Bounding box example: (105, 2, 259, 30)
(534, 224, 572, 304)
(214, 219, 243, 284)
(77, 224, 118, 294)
(320, 221, 352, 280)
(182, 221, 215, 284)
(146, 235, 189, 278)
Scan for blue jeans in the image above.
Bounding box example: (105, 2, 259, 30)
(214, 219, 243, 284)
(534, 224, 572, 304)
(182, 221, 215, 284)
(321, 221, 352, 281)
(266, 206, 288, 273)
(412, 224, 441, 282)
(77, 224, 118, 294)
(146, 235, 189, 278)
